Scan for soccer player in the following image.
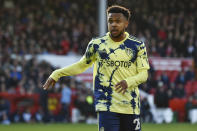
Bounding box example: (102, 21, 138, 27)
(43, 5, 149, 131)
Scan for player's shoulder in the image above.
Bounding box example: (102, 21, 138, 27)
(127, 35, 144, 46)
(90, 34, 108, 44)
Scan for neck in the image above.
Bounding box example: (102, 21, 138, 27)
(110, 32, 126, 42)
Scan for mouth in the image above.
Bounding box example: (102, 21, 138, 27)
(111, 30, 119, 34)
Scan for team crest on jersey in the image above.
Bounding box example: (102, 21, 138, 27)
(125, 48, 133, 57)
(100, 127, 104, 131)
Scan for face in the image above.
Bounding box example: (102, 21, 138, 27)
(107, 13, 128, 38)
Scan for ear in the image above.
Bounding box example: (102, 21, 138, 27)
(125, 20, 129, 28)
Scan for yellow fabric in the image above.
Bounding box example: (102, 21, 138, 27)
(50, 32, 150, 114)
(50, 56, 94, 82)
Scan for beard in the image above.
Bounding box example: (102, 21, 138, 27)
(110, 29, 125, 38)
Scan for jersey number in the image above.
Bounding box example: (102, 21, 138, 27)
(133, 118, 140, 130)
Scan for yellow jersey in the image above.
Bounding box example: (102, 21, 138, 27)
(50, 32, 150, 114)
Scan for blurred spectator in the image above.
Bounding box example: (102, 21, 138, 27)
(141, 98, 152, 122)
(167, 83, 176, 99)
(74, 84, 96, 123)
(154, 86, 169, 108)
(39, 88, 50, 123)
(154, 86, 173, 123)
(0, 98, 10, 125)
(22, 109, 32, 123)
(185, 66, 195, 81)
(60, 84, 71, 122)
(174, 84, 185, 98)
(175, 71, 186, 85)
(161, 72, 169, 86)
(185, 96, 194, 121)
(187, 95, 197, 123)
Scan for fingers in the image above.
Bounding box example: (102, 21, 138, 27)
(43, 79, 50, 90)
(51, 81, 55, 88)
(43, 77, 56, 90)
(116, 86, 127, 94)
(115, 83, 121, 91)
(115, 80, 128, 94)
(117, 87, 125, 93)
(122, 89, 127, 94)
(115, 82, 121, 87)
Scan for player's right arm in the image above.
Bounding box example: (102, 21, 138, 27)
(43, 40, 96, 90)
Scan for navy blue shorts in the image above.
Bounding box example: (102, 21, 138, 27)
(98, 111, 141, 131)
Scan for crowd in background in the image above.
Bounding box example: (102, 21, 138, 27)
(0, 55, 95, 123)
(0, 0, 197, 124)
(0, 0, 97, 56)
(109, 0, 197, 58)
(1, 0, 197, 58)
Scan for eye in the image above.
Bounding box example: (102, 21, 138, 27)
(108, 20, 113, 24)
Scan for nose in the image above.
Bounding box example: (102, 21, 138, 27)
(111, 22, 117, 27)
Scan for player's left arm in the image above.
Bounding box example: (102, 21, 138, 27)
(125, 42, 150, 88)
(115, 42, 150, 93)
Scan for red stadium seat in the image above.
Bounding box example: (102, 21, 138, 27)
(192, 82, 197, 94)
(154, 70, 162, 80)
(166, 70, 172, 77)
(169, 71, 179, 83)
(185, 81, 193, 97)
(169, 98, 187, 122)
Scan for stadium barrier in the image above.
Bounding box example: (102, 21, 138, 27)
(0, 92, 61, 115)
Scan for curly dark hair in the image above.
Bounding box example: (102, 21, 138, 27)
(107, 5, 131, 20)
